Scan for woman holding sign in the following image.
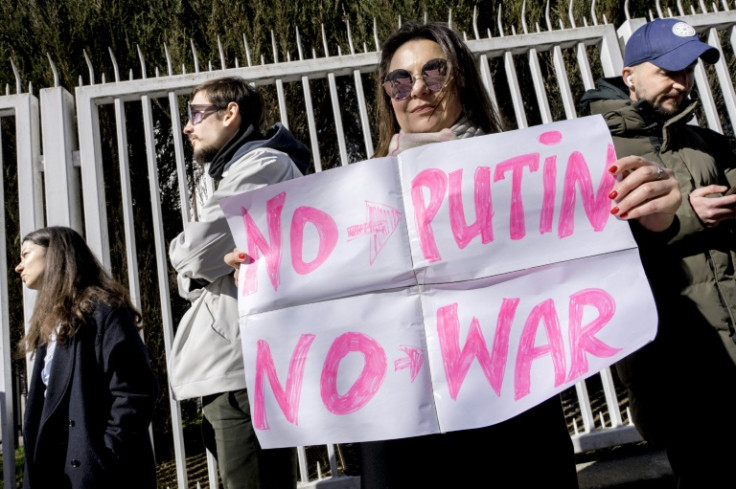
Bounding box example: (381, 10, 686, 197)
(15, 226, 158, 489)
(355, 21, 579, 488)
(225, 20, 681, 488)
(361, 21, 681, 488)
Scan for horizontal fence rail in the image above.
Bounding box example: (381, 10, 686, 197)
(2, 4, 736, 488)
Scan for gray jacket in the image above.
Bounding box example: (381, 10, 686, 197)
(168, 128, 307, 400)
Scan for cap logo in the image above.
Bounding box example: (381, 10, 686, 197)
(672, 22, 696, 37)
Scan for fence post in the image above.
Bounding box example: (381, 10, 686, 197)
(0, 91, 42, 489)
(40, 86, 83, 232)
(0, 125, 16, 489)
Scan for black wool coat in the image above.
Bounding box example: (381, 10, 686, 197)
(22, 302, 158, 489)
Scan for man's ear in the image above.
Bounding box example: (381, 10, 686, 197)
(222, 101, 241, 128)
(622, 67, 634, 87)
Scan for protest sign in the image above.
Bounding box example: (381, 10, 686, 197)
(220, 115, 657, 448)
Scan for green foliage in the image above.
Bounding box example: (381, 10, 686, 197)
(0, 1, 694, 92)
(0, 446, 25, 488)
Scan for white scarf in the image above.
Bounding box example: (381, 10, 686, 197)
(387, 116, 484, 155)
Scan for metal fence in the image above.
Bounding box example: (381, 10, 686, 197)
(2, 3, 736, 488)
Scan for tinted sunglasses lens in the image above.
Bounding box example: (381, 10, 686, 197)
(187, 104, 220, 124)
(422, 71, 445, 91)
(392, 80, 414, 100)
(187, 104, 207, 125)
(384, 70, 413, 100)
(422, 59, 447, 91)
(187, 103, 195, 124)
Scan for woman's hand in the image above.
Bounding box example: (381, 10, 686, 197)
(608, 156, 681, 232)
(224, 248, 249, 287)
(688, 185, 736, 227)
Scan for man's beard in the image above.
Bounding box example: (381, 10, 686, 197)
(193, 144, 221, 165)
(652, 99, 685, 117)
(638, 90, 688, 118)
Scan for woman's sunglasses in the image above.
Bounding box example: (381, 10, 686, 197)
(383, 58, 449, 101)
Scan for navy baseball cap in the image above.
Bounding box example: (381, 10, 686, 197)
(624, 18, 719, 71)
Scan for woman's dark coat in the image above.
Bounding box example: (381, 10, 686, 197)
(22, 302, 158, 489)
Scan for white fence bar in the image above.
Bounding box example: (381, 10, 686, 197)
(0, 127, 16, 489)
(503, 50, 528, 129)
(112, 96, 142, 309)
(301, 77, 322, 172)
(576, 41, 597, 91)
(599, 367, 623, 428)
(694, 60, 721, 131)
(169, 92, 194, 223)
(598, 23, 626, 77)
(276, 78, 289, 129)
(353, 70, 374, 158)
(11, 94, 44, 238)
(141, 93, 189, 489)
(0, 92, 43, 489)
(478, 54, 501, 116)
(76, 95, 111, 265)
(327, 72, 349, 166)
(575, 378, 595, 433)
(708, 25, 736, 130)
(297, 445, 309, 484)
(40, 86, 82, 232)
(206, 449, 219, 489)
(528, 47, 553, 124)
(9, 95, 44, 386)
(552, 45, 578, 120)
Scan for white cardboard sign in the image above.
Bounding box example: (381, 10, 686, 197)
(220, 116, 657, 448)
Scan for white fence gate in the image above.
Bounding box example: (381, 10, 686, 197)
(2, 3, 736, 488)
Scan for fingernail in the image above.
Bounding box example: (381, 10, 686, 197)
(620, 212, 629, 219)
(608, 190, 618, 199)
(610, 206, 619, 215)
(238, 252, 246, 260)
(608, 165, 618, 174)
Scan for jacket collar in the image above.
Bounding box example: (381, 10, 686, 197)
(632, 99, 698, 152)
(584, 77, 699, 152)
(208, 123, 262, 181)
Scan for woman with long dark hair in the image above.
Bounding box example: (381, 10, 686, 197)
(373, 21, 502, 157)
(16, 226, 158, 489)
(359, 21, 579, 488)
(360, 20, 680, 488)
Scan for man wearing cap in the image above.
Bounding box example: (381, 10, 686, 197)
(168, 76, 310, 489)
(580, 18, 736, 487)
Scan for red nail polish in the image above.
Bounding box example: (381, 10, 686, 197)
(608, 190, 618, 199)
(620, 212, 629, 219)
(238, 252, 246, 260)
(610, 206, 619, 215)
(608, 165, 618, 173)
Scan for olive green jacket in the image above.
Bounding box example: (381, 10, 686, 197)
(582, 77, 736, 361)
(580, 77, 736, 444)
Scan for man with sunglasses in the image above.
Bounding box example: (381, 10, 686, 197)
(580, 18, 736, 488)
(168, 76, 310, 489)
